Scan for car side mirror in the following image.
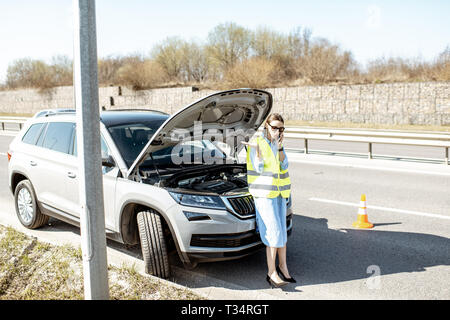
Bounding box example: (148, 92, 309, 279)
(102, 155, 115, 168)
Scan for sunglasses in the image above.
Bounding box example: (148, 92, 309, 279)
(267, 123, 285, 132)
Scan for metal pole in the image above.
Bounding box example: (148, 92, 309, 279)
(73, 0, 109, 300)
(445, 147, 449, 165)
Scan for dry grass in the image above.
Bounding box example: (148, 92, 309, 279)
(0, 112, 33, 117)
(0, 225, 203, 300)
(115, 59, 169, 90)
(222, 57, 279, 89)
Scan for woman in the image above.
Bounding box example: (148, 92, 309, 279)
(245, 113, 295, 288)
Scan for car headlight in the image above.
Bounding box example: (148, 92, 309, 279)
(169, 192, 226, 210)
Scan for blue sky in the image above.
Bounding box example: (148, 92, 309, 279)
(0, 0, 449, 82)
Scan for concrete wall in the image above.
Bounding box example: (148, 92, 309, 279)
(0, 82, 449, 126)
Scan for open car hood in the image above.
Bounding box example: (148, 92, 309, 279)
(126, 89, 272, 178)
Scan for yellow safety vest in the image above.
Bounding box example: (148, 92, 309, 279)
(246, 136, 291, 198)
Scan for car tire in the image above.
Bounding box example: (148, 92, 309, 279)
(14, 180, 49, 229)
(137, 209, 171, 279)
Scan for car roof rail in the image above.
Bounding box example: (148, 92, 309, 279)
(105, 108, 169, 115)
(34, 109, 76, 118)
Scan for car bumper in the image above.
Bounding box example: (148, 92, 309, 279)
(183, 212, 293, 263)
(165, 194, 293, 266)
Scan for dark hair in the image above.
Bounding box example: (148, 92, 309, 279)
(264, 113, 284, 137)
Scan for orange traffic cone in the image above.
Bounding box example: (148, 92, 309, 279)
(352, 194, 373, 229)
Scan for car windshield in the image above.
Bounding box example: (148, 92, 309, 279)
(107, 121, 236, 168)
(106, 120, 166, 167)
(140, 139, 235, 168)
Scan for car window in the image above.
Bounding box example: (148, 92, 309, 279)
(35, 123, 48, 147)
(101, 137, 111, 158)
(72, 130, 110, 158)
(22, 123, 45, 145)
(41, 122, 75, 154)
(72, 131, 115, 173)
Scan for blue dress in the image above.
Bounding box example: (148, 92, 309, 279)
(249, 134, 290, 248)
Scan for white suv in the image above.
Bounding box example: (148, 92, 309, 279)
(7, 89, 293, 278)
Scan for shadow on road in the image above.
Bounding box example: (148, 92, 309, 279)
(38, 213, 450, 294)
(175, 214, 450, 293)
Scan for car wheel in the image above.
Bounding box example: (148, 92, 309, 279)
(136, 209, 171, 279)
(14, 180, 49, 229)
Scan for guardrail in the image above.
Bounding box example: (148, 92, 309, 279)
(1, 117, 449, 165)
(0, 117, 28, 131)
(277, 127, 450, 165)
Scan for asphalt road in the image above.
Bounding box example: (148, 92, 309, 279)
(1, 132, 449, 299)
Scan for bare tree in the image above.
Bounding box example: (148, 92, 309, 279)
(251, 26, 288, 60)
(98, 55, 128, 86)
(206, 22, 251, 73)
(152, 37, 186, 81)
(432, 46, 450, 81)
(287, 26, 311, 59)
(6, 58, 56, 89)
(180, 41, 209, 83)
(297, 38, 356, 84)
(50, 55, 73, 86)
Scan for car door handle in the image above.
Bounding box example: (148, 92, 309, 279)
(67, 172, 77, 179)
(30, 161, 37, 166)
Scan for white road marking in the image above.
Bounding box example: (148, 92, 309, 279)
(309, 197, 450, 221)
(288, 157, 450, 177)
(0, 131, 18, 137)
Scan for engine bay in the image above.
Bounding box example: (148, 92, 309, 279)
(141, 164, 248, 195)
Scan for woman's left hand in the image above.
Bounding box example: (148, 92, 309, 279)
(278, 132, 284, 147)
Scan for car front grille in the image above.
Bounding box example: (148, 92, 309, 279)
(224, 195, 256, 219)
(190, 214, 293, 248)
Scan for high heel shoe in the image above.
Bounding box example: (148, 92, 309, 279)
(276, 266, 297, 283)
(266, 274, 288, 288)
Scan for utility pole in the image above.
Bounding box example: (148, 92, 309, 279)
(73, 0, 109, 300)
